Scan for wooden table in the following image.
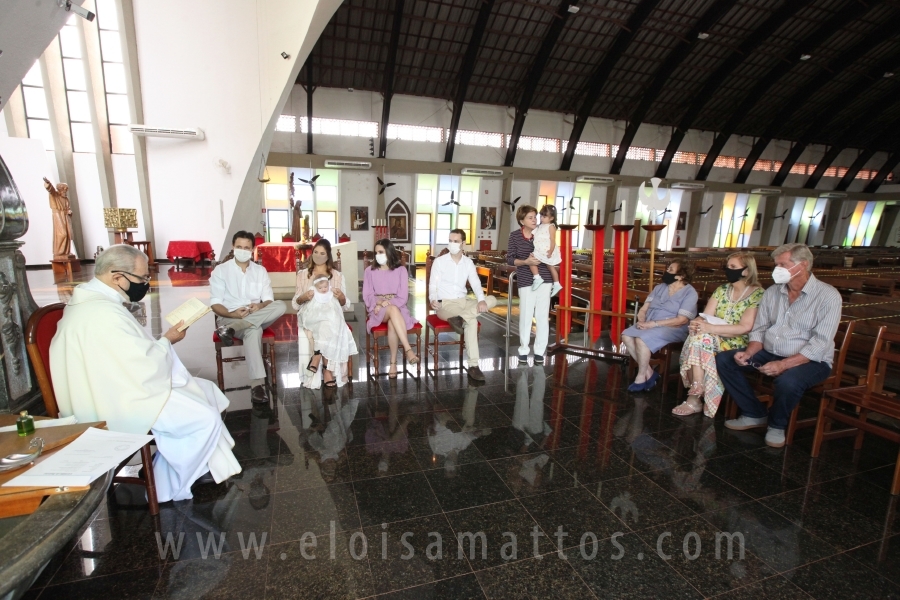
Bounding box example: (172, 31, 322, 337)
(0, 416, 106, 518)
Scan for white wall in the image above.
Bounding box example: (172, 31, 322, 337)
(133, 0, 342, 258)
(0, 137, 58, 265)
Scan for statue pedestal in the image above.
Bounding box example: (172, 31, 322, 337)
(51, 256, 81, 280)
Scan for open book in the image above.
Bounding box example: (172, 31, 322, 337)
(699, 313, 728, 325)
(165, 298, 211, 332)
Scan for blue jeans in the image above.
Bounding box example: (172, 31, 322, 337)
(715, 349, 832, 430)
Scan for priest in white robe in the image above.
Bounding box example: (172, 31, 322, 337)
(49, 245, 242, 502)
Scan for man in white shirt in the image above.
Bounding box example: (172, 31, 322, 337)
(210, 231, 286, 403)
(429, 229, 497, 381)
(50, 245, 241, 501)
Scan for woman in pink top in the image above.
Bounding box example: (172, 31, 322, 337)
(363, 239, 419, 378)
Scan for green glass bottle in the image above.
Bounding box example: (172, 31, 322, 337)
(16, 411, 35, 437)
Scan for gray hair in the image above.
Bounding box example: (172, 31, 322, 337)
(95, 244, 146, 275)
(771, 243, 814, 272)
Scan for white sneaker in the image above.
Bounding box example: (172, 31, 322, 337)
(724, 415, 768, 431)
(531, 276, 544, 291)
(765, 427, 786, 448)
(550, 282, 563, 297)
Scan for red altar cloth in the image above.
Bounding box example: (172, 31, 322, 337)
(255, 243, 297, 272)
(166, 240, 214, 262)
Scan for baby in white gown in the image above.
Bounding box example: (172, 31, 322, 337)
(297, 276, 358, 387)
(531, 204, 563, 296)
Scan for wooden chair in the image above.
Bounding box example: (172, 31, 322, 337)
(25, 303, 159, 516)
(362, 250, 422, 379)
(213, 326, 277, 394)
(424, 250, 479, 375)
(812, 326, 900, 495)
(724, 319, 866, 445)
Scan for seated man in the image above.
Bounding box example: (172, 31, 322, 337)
(210, 230, 286, 403)
(716, 243, 841, 448)
(50, 245, 242, 502)
(429, 229, 497, 382)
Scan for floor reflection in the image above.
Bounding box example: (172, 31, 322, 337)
(22, 264, 900, 599)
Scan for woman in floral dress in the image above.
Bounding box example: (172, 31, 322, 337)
(675, 252, 764, 418)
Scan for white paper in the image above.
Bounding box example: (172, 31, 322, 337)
(0, 415, 78, 433)
(3, 427, 153, 488)
(700, 313, 729, 325)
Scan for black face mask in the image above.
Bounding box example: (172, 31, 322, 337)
(661, 272, 678, 285)
(119, 278, 150, 303)
(724, 267, 745, 283)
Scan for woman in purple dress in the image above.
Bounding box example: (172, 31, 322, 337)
(363, 239, 419, 378)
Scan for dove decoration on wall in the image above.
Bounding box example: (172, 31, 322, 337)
(638, 177, 670, 214)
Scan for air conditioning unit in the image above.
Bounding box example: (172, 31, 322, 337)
(576, 176, 615, 184)
(323, 160, 371, 169)
(671, 182, 706, 190)
(460, 168, 503, 177)
(129, 125, 205, 140)
(751, 188, 782, 195)
(818, 192, 847, 199)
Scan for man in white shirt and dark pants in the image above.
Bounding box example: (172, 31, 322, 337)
(210, 231, 286, 403)
(430, 229, 497, 382)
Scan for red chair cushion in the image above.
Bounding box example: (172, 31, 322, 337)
(35, 307, 65, 390)
(426, 314, 480, 331)
(371, 321, 422, 334)
(213, 327, 276, 344)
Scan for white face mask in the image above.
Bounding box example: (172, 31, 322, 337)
(375, 253, 388, 266)
(233, 248, 252, 263)
(772, 264, 797, 285)
(448, 242, 462, 255)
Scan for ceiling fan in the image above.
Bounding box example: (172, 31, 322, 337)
(772, 209, 789, 220)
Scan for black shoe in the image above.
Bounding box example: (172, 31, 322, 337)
(467, 366, 486, 382)
(251, 385, 267, 404)
(194, 471, 216, 486)
(216, 325, 235, 347)
(447, 316, 466, 336)
(518, 354, 529, 362)
(533, 355, 544, 365)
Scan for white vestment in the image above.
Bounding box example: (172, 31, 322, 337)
(49, 278, 241, 502)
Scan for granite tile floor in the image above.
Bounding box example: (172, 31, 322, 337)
(20, 265, 900, 599)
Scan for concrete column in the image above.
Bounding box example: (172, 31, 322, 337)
(497, 175, 512, 250)
(758, 196, 780, 248)
(39, 48, 87, 258)
(822, 202, 844, 246)
(2, 88, 28, 138)
(116, 0, 157, 257)
(602, 183, 619, 249)
(876, 205, 900, 247)
(77, 1, 118, 246)
(683, 191, 703, 249)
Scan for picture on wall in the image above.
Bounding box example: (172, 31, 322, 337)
(676, 211, 687, 231)
(386, 197, 411, 243)
(350, 206, 368, 230)
(753, 214, 762, 231)
(481, 207, 497, 230)
(390, 216, 408, 241)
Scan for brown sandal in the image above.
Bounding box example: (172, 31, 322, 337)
(405, 349, 419, 365)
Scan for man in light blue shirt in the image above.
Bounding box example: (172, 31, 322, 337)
(716, 243, 841, 448)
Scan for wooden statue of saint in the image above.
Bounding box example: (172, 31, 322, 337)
(289, 172, 302, 241)
(44, 177, 76, 260)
